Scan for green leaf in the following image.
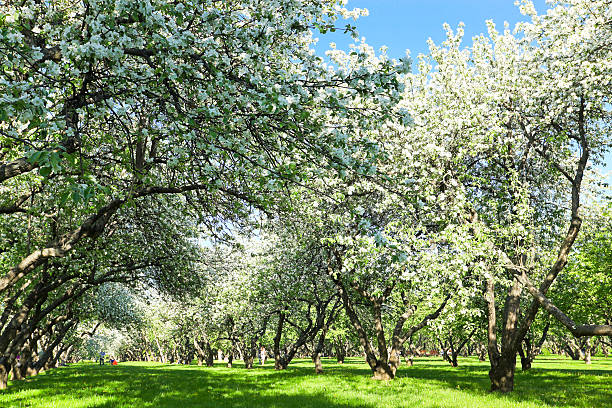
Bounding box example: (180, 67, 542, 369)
(39, 166, 51, 177)
(49, 151, 62, 172)
(27, 150, 42, 164)
(71, 190, 82, 204)
(59, 191, 70, 206)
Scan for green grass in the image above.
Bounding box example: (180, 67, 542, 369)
(1, 356, 610, 407)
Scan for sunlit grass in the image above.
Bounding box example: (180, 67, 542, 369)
(1, 356, 610, 407)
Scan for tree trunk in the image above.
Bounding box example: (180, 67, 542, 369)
(193, 337, 206, 366)
(584, 338, 592, 364)
(273, 312, 286, 370)
(388, 347, 403, 375)
(155, 337, 166, 363)
(312, 318, 333, 374)
(335, 340, 345, 364)
(226, 350, 233, 368)
(478, 343, 487, 361)
(244, 345, 254, 369)
(449, 328, 476, 367)
(313, 353, 323, 374)
(486, 274, 526, 393)
(447, 338, 458, 367)
(519, 322, 549, 371)
(205, 343, 214, 367)
(372, 362, 394, 380)
(518, 346, 532, 371)
(275, 358, 288, 370)
(450, 352, 459, 367)
(564, 345, 579, 360)
(565, 338, 585, 360)
(62, 344, 74, 364)
(244, 355, 254, 369)
(401, 343, 413, 366)
(0, 362, 8, 390)
(489, 353, 517, 393)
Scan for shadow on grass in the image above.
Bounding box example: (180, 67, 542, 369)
(3, 362, 378, 408)
(1, 357, 611, 408)
(394, 357, 612, 408)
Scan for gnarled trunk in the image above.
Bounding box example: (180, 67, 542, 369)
(335, 340, 345, 364)
(489, 352, 517, 393)
(584, 348, 592, 364)
(226, 349, 233, 368)
(312, 312, 335, 374)
(204, 343, 214, 367)
(274, 357, 288, 370)
(0, 360, 10, 389)
(241, 339, 257, 369)
(273, 311, 286, 370)
(439, 339, 458, 367)
(565, 338, 585, 360)
(584, 338, 592, 364)
(450, 353, 459, 367)
(312, 353, 323, 374)
(478, 343, 487, 361)
(193, 338, 205, 366)
(519, 322, 549, 371)
(486, 277, 519, 393)
(244, 349, 254, 369)
(403, 343, 415, 366)
(518, 346, 532, 371)
(372, 361, 395, 380)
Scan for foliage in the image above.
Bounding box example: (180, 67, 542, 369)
(551, 201, 612, 325)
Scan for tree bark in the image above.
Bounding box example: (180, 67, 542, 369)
(273, 311, 287, 370)
(404, 343, 415, 366)
(0, 362, 8, 390)
(489, 353, 517, 393)
(335, 340, 345, 364)
(313, 353, 323, 374)
(243, 340, 255, 369)
(310, 299, 340, 373)
(155, 337, 166, 363)
(205, 343, 214, 367)
(564, 341, 582, 360)
(193, 337, 205, 366)
(518, 345, 531, 371)
(584, 338, 592, 364)
(486, 277, 518, 393)
(519, 321, 549, 371)
(226, 347, 233, 368)
(478, 343, 487, 362)
(448, 328, 477, 367)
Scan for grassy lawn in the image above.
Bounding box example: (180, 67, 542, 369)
(0, 356, 610, 408)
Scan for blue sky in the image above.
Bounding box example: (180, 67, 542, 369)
(316, 0, 610, 184)
(316, 0, 548, 59)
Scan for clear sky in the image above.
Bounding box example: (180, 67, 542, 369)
(316, 0, 549, 59)
(316, 0, 611, 184)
